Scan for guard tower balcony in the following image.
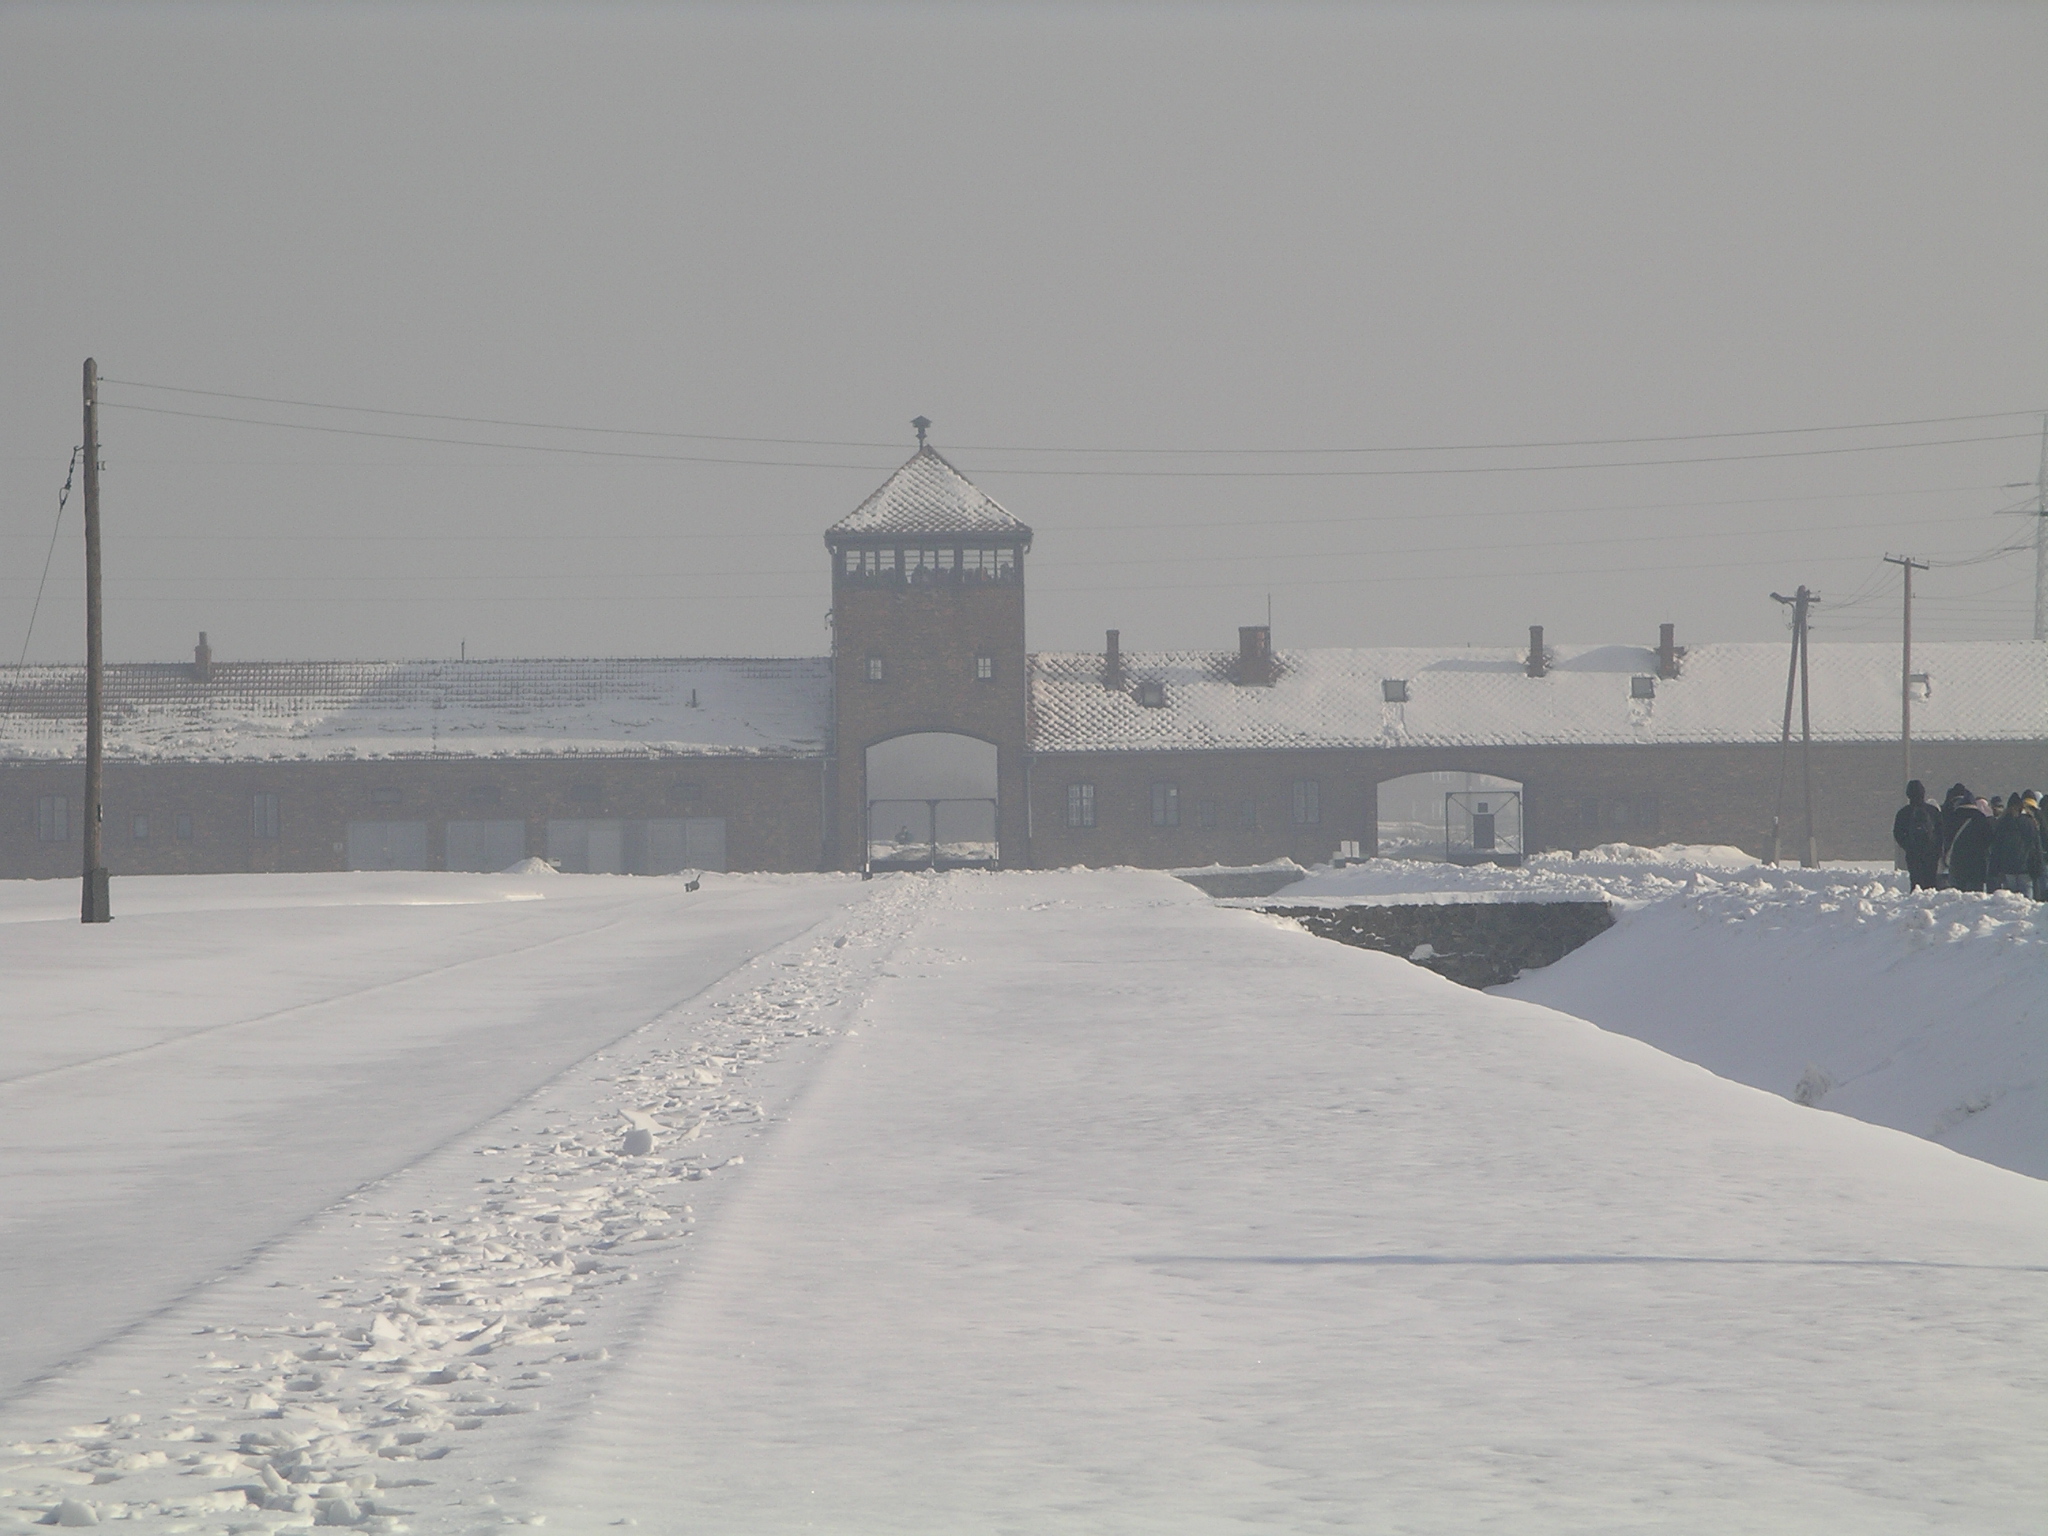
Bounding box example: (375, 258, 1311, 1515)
(824, 445, 1033, 590)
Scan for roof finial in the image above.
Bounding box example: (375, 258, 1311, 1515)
(912, 415, 931, 449)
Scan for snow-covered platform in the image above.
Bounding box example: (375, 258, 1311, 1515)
(1, 869, 2041, 1533)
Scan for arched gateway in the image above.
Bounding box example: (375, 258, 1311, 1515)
(825, 447, 1032, 871)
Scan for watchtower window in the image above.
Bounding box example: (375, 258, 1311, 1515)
(962, 546, 1017, 582)
(845, 547, 900, 579)
(906, 545, 957, 583)
(975, 654, 994, 682)
(866, 656, 885, 683)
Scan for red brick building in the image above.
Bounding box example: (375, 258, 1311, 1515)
(5, 447, 2045, 878)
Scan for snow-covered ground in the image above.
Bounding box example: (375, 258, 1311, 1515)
(2, 869, 2044, 1533)
(1245, 844, 2042, 1180)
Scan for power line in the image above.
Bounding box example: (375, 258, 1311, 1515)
(14, 508, 1983, 590)
(97, 376, 2048, 456)
(17, 447, 81, 665)
(92, 400, 2042, 478)
(0, 481, 2012, 543)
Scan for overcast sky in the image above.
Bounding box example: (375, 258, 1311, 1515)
(4, 1, 2045, 665)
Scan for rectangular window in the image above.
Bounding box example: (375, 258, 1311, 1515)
(175, 813, 193, 842)
(1239, 799, 1257, 830)
(252, 792, 280, 840)
(962, 546, 1018, 580)
(866, 656, 885, 683)
(37, 795, 70, 843)
(1066, 783, 1095, 829)
(1195, 799, 1218, 829)
(132, 814, 149, 843)
(905, 545, 956, 582)
(975, 654, 994, 682)
(844, 547, 900, 578)
(1292, 779, 1320, 826)
(1151, 782, 1180, 828)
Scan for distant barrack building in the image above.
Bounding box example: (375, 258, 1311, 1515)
(5, 445, 2045, 877)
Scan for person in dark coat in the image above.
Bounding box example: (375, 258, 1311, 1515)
(1987, 792, 2046, 897)
(1947, 797, 1994, 893)
(1938, 783, 1975, 883)
(1892, 780, 1943, 891)
(2027, 792, 2048, 899)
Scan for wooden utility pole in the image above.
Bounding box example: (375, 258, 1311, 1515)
(1883, 554, 1927, 790)
(1797, 591, 1816, 869)
(1769, 585, 1819, 867)
(81, 358, 110, 923)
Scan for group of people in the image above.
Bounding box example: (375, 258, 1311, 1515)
(1892, 779, 2047, 896)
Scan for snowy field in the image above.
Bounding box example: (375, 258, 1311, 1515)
(1256, 846, 2045, 1179)
(2, 868, 2044, 1533)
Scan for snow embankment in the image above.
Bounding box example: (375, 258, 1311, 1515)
(1261, 841, 1767, 905)
(1500, 867, 2046, 1179)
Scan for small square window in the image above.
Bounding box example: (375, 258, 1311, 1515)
(132, 814, 149, 843)
(1195, 799, 1218, 829)
(866, 656, 885, 683)
(251, 792, 280, 841)
(1151, 781, 1180, 828)
(1382, 678, 1410, 703)
(175, 813, 194, 842)
(975, 654, 994, 682)
(1631, 675, 1656, 700)
(1066, 783, 1095, 829)
(1135, 680, 1166, 708)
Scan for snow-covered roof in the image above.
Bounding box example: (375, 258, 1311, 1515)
(1029, 641, 2048, 752)
(826, 448, 1030, 539)
(0, 657, 832, 763)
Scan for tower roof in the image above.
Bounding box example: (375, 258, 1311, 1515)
(827, 447, 1030, 540)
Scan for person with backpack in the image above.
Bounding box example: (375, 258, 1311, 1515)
(1892, 780, 1944, 891)
(1985, 791, 2045, 898)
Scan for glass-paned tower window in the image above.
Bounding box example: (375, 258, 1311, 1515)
(1066, 783, 1095, 828)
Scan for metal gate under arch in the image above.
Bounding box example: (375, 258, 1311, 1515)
(866, 797, 999, 872)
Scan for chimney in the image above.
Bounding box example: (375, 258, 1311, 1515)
(1103, 629, 1123, 689)
(1526, 625, 1548, 678)
(1656, 622, 1686, 680)
(1237, 625, 1275, 686)
(193, 631, 213, 683)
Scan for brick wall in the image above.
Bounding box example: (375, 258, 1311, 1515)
(829, 575, 1030, 869)
(1026, 739, 2048, 866)
(0, 755, 827, 879)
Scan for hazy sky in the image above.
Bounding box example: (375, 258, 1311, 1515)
(5, 1, 2045, 665)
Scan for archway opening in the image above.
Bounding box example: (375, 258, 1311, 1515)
(865, 733, 998, 870)
(1375, 771, 1524, 866)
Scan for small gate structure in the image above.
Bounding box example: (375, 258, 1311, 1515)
(1444, 789, 1524, 866)
(867, 796, 1000, 872)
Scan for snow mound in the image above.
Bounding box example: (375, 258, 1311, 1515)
(499, 856, 557, 875)
(1501, 873, 2046, 1178)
